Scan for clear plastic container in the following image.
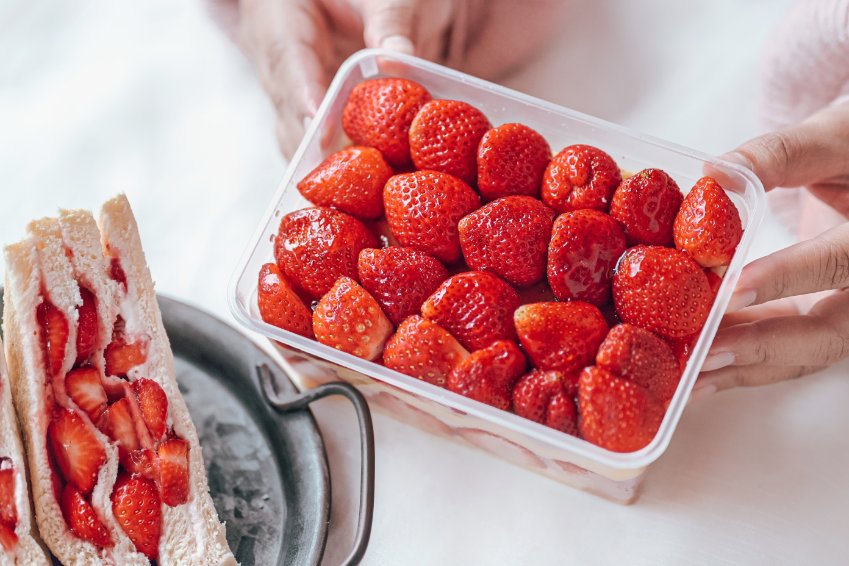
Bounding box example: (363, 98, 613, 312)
(229, 49, 765, 504)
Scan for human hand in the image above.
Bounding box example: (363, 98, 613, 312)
(697, 100, 849, 393)
(238, 0, 563, 158)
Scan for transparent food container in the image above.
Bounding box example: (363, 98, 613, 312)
(229, 49, 765, 504)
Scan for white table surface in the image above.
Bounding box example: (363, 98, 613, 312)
(3, 1, 848, 564)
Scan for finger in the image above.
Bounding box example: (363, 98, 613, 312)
(697, 363, 825, 393)
(718, 297, 801, 328)
(361, 0, 416, 53)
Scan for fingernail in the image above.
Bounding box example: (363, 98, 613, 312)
(726, 289, 756, 312)
(689, 383, 717, 402)
(381, 35, 414, 55)
(701, 351, 735, 372)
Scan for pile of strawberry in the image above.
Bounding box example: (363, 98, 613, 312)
(257, 78, 743, 453)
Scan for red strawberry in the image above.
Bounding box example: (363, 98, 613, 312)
(409, 100, 492, 185)
(297, 146, 392, 220)
(99, 398, 140, 457)
(512, 370, 579, 435)
(158, 438, 189, 507)
(48, 409, 106, 495)
(0, 522, 16, 553)
(65, 367, 108, 420)
(37, 299, 68, 377)
(705, 269, 723, 296)
(104, 339, 147, 377)
(132, 378, 168, 441)
(612, 246, 712, 338)
(342, 78, 432, 168)
(312, 277, 393, 360)
(541, 144, 622, 213)
(610, 168, 683, 246)
(274, 207, 378, 300)
(547, 209, 627, 305)
(120, 448, 157, 481)
(61, 484, 113, 548)
(458, 196, 555, 287)
(383, 171, 480, 264)
(357, 247, 448, 326)
(0, 463, 16, 528)
(673, 176, 743, 267)
(421, 271, 520, 351)
(513, 301, 608, 373)
(668, 333, 699, 371)
(111, 473, 161, 559)
(75, 287, 98, 365)
(109, 257, 128, 291)
(476, 123, 551, 201)
(383, 315, 470, 386)
(257, 263, 314, 338)
(447, 340, 526, 410)
(596, 324, 681, 401)
(578, 366, 664, 452)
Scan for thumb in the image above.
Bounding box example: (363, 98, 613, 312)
(361, 0, 416, 54)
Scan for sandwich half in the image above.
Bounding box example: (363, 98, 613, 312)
(3, 195, 235, 565)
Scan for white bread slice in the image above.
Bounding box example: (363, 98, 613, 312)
(0, 336, 50, 566)
(99, 195, 235, 565)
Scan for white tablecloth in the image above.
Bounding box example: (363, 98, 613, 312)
(3, 1, 848, 564)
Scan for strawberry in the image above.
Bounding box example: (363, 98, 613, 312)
(65, 367, 108, 420)
(578, 366, 664, 452)
(111, 473, 161, 559)
(447, 341, 526, 410)
(132, 378, 168, 441)
(312, 277, 393, 360)
(547, 209, 627, 305)
(596, 324, 680, 401)
(668, 333, 699, 371)
(476, 123, 551, 201)
(37, 299, 68, 377)
(612, 246, 712, 338)
(0, 522, 16, 553)
(120, 448, 157, 481)
(383, 315, 470, 386)
(75, 287, 98, 365)
(48, 409, 106, 495)
(458, 196, 555, 287)
(705, 269, 723, 296)
(541, 144, 622, 213)
(512, 370, 579, 435)
(297, 146, 392, 220)
(104, 339, 147, 377)
(673, 176, 743, 267)
(109, 257, 128, 291)
(99, 398, 140, 457)
(609, 168, 683, 245)
(357, 247, 448, 326)
(408, 100, 492, 185)
(257, 263, 314, 338)
(61, 484, 113, 548)
(513, 301, 608, 373)
(342, 78, 432, 168)
(0, 463, 16, 528)
(383, 171, 481, 264)
(421, 271, 520, 351)
(274, 207, 378, 300)
(158, 438, 189, 507)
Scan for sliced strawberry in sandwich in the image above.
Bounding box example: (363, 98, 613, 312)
(120, 448, 158, 481)
(111, 473, 161, 559)
(48, 409, 106, 496)
(0, 463, 16, 528)
(99, 398, 140, 457)
(158, 438, 189, 506)
(0, 522, 17, 552)
(65, 367, 108, 420)
(104, 339, 147, 377)
(37, 300, 68, 377)
(75, 287, 98, 365)
(61, 485, 113, 548)
(132, 378, 168, 442)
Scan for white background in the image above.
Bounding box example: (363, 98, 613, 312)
(3, 0, 848, 564)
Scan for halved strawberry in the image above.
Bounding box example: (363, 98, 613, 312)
(48, 409, 106, 495)
(512, 370, 579, 435)
(383, 316, 470, 386)
(297, 146, 393, 220)
(111, 473, 161, 559)
(109, 257, 128, 291)
(75, 287, 98, 365)
(257, 263, 314, 339)
(578, 366, 664, 452)
(596, 324, 681, 402)
(0, 522, 16, 553)
(0, 463, 16, 528)
(120, 448, 157, 481)
(458, 196, 555, 287)
(99, 398, 140, 456)
(513, 301, 608, 373)
(357, 247, 449, 326)
(541, 144, 622, 213)
(65, 367, 108, 420)
(447, 341, 526, 410)
(673, 176, 743, 267)
(61, 484, 113, 548)
(312, 277, 393, 361)
(104, 339, 147, 377)
(409, 99, 492, 185)
(131, 378, 168, 442)
(37, 299, 68, 377)
(158, 438, 189, 507)
(610, 168, 683, 246)
(476, 123, 551, 201)
(421, 271, 520, 352)
(383, 171, 481, 264)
